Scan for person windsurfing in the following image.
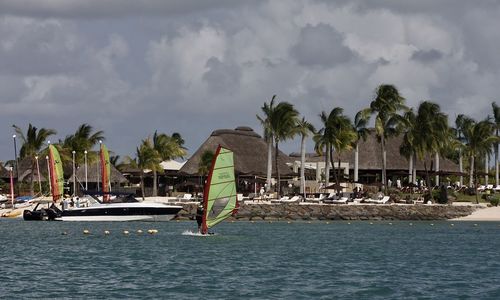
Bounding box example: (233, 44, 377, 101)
(195, 204, 203, 233)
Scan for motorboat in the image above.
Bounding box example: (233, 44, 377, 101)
(56, 192, 183, 222)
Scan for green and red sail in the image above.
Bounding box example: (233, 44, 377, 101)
(48, 145, 64, 202)
(100, 143, 111, 202)
(201, 145, 239, 234)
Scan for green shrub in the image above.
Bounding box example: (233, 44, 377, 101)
(490, 197, 499, 207)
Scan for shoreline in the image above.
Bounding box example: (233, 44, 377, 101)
(2, 201, 498, 221)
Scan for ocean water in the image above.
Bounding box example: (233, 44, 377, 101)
(1, 219, 500, 299)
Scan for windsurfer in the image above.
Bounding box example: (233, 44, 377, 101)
(195, 204, 203, 233)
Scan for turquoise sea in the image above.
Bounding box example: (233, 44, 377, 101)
(1, 219, 500, 299)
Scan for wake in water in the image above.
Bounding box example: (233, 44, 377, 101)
(182, 230, 217, 237)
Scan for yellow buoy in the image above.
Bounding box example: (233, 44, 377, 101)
(326, 222, 330, 224)
(83, 229, 90, 235)
(123, 230, 130, 235)
(137, 230, 143, 234)
(147, 229, 153, 234)
(104, 230, 110, 235)
(287, 221, 291, 224)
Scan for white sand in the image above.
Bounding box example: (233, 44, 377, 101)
(452, 206, 500, 221)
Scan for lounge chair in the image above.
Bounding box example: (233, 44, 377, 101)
(364, 196, 390, 204)
(330, 197, 349, 204)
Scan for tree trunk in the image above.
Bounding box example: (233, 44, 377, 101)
(330, 146, 337, 184)
(412, 153, 417, 185)
(266, 139, 273, 192)
(140, 172, 145, 200)
(408, 151, 413, 184)
(275, 141, 280, 197)
(30, 159, 35, 196)
(324, 144, 331, 188)
(300, 134, 306, 198)
(459, 148, 463, 186)
(496, 139, 499, 186)
(469, 155, 474, 187)
(381, 135, 387, 191)
(435, 152, 440, 187)
(152, 169, 158, 197)
(354, 143, 359, 183)
(485, 154, 489, 185)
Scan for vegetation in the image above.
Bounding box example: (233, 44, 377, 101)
(12, 124, 56, 195)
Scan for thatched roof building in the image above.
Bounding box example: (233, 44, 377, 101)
(70, 162, 128, 184)
(180, 126, 295, 176)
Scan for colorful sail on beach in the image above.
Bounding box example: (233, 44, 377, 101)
(48, 144, 64, 201)
(201, 145, 238, 234)
(100, 143, 111, 202)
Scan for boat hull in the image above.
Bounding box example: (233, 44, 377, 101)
(56, 203, 183, 222)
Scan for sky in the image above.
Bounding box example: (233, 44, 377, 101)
(1, 0, 500, 163)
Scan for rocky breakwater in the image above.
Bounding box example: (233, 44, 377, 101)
(175, 203, 478, 221)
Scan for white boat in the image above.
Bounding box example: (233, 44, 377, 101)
(57, 197, 183, 222)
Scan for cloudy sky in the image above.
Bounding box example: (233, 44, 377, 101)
(1, 0, 500, 162)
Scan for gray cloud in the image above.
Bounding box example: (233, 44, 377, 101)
(290, 23, 354, 67)
(1, 0, 500, 162)
(411, 49, 443, 63)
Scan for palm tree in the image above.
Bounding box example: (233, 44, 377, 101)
(13, 124, 56, 195)
(462, 118, 498, 203)
(399, 108, 417, 184)
(369, 84, 407, 189)
(353, 109, 371, 183)
(492, 102, 500, 186)
(331, 114, 357, 190)
(126, 138, 160, 200)
(198, 150, 215, 176)
(257, 95, 299, 195)
(151, 131, 187, 196)
(454, 114, 472, 187)
(314, 108, 354, 189)
(60, 123, 105, 166)
(257, 95, 277, 192)
(411, 101, 449, 191)
(293, 117, 315, 198)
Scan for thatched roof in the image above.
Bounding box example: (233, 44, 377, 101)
(70, 162, 128, 183)
(289, 130, 459, 172)
(180, 126, 295, 176)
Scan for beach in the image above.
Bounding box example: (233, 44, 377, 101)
(451, 205, 500, 221)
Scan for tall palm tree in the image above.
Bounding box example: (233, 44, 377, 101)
(399, 108, 417, 184)
(151, 131, 187, 196)
(314, 107, 354, 189)
(13, 124, 57, 195)
(293, 117, 315, 198)
(492, 102, 500, 186)
(257, 95, 299, 195)
(353, 109, 371, 183)
(369, 84, 407, 189)
(462, 118, 498, 203)
(331, 114, 357, 190)
(257, 95, 277, 192)
(454, 114, 472, 187)
(412, 101, 449, 191)
(126, 138, 160, 200)
(198, 150, 215, 176)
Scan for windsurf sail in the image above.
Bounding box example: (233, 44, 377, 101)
(48, 145, 64, 202)
(201, 145, 238, 234)
(100, 143, 111, 202)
